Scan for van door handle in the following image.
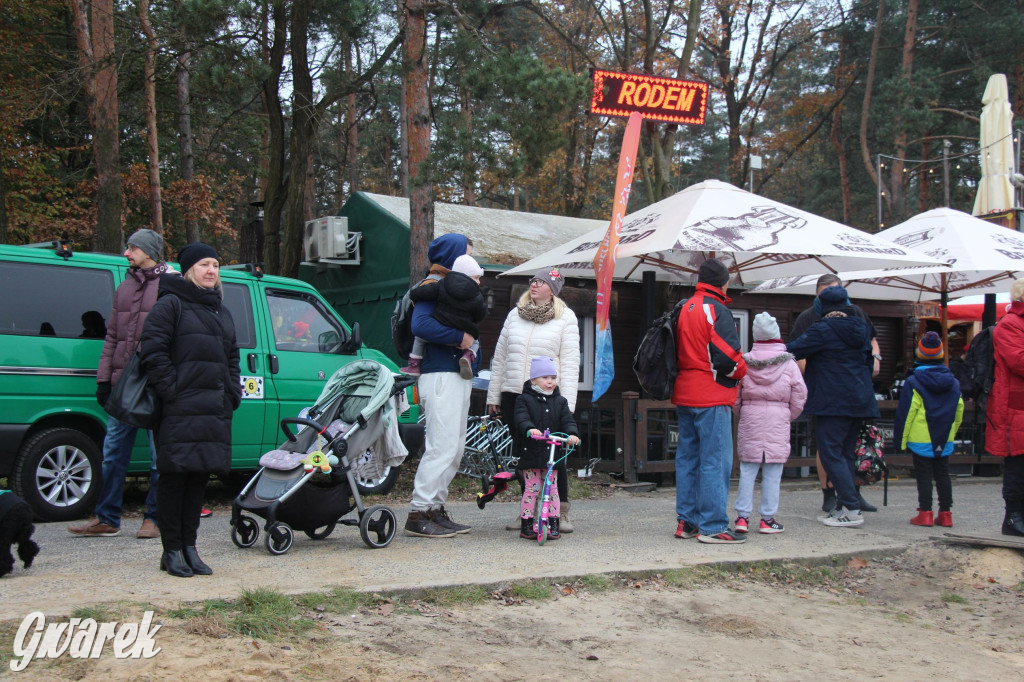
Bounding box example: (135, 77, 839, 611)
(247, 353, 257, 372)
(269, 354, 279, 374)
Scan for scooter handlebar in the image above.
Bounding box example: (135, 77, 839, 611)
(528, 429, 571, 444)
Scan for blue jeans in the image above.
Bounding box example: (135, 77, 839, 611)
(815, 416, 862, 512)
(675, 405, 734, 535)
(94, 416, 159, 528)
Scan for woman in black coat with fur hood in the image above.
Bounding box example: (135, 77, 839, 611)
(141, 243, 240, 577)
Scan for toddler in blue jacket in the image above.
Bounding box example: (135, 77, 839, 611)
(895, 332, 964, 527)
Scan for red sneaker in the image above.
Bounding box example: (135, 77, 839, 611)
(910, 509, 933, 526)
(936, 511, 953, 527)
(200, 508, 213, 518)
(734, 517, 749, 534)
(674, 520, 699, 539)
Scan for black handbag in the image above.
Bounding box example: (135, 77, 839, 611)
(105, 295, 180, 430)
(105, 349, 161, 429)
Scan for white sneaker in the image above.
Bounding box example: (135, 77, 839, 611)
(816, 507, 841, 524)
(822, 508, 864, 527)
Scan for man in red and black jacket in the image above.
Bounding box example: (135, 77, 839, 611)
(673, 259, 748, 544)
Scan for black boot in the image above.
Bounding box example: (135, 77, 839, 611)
(520, 517, 536, 540)
(856, 486, 878, 512)
(547, 517, 561, 540)
(183, 546, 212, 575)
(160, 550, 194, 577)
(821, 488, 836, 512)
(1001, 511, 1024, 537)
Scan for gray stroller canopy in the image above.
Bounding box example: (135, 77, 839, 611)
(313, 359, 397, 427)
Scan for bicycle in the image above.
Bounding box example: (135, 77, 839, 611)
(528, 429, 575, 544)
(458, 415, 518, 506)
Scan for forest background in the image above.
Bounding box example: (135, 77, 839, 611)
(1, 0, 1022, 277)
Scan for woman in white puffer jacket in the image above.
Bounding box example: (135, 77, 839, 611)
(487, 267, 580, 530)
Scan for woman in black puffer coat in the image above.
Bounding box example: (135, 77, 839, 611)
(141, 242, 240, 578)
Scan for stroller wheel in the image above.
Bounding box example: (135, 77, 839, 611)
(231, 516, 260, 548)
(265, 522, 294, 555)
(304, 523, 336, 540)
(359, 505, 397, 549)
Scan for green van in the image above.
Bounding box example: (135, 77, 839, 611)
(0, 241, 421, 521)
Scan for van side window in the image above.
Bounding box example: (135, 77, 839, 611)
(0, 262, 113, 338)
(222, 282, 256, 349)
(267, 290, 341, 352)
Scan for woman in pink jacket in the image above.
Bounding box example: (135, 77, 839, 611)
(733, 313, 807, 534)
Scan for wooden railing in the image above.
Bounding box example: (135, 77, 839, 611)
(584, 393, 1004, 482)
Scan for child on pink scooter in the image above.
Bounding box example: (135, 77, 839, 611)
(514, 357, 580, 540)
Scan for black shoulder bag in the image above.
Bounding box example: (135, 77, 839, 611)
(105, 296, 180, 430)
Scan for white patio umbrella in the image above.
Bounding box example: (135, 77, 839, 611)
(502, 180, 943, 283)
(973, 74, 1016, 217)
(748, 207, 1024, 355)
(749, 207, 1024, 300)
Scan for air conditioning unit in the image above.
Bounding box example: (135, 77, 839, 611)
(303, 217, 349, 261)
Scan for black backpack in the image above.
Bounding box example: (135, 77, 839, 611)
(953, 325, 996, 401)
(391, 273, 441, 359)
(632, 300, 684, 401)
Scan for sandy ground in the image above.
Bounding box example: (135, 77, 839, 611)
(5, 542, 1023, 681)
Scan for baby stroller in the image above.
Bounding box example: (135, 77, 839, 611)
(231, 360, 415, 554)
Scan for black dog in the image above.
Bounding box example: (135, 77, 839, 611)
(0, 490, 39, 577)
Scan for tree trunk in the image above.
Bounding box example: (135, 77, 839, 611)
(139, 0, 163, 232)
(175, 0, 198, 243)
(398, 2, 410, 197)
(888, 0, 918, 224)
(345, 43, 359, 200)
(458, 21, 475, 207)
(831, 32, 852, 223)
(0, 145, 7, 243)
(261, 0, 288, 274)
(637, 0, 701, 203)
(917, 138, 930, 213)
(859, 0, 885, 193)
(73, 0, 122, 253)
(405, 0, 433, 279)
(280, 0, 315, 279)
(460, 82, 475, 205)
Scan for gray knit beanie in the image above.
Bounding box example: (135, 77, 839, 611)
(126, 229, 164, 262)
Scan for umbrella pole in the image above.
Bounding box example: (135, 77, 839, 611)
(940, 273, 949, 366)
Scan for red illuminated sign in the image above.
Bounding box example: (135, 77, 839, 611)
(589, 69, 708, 125)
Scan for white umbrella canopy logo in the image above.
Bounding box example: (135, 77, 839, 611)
(502, 180, 944, 282)
(750, 207, 1024, 301)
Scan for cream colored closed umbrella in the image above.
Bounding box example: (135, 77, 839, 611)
(972, 74, 1016, 217)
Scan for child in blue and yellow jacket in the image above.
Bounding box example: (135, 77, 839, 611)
(894, 332, 964, 528)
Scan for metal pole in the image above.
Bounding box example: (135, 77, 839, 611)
(876, 154, 883, 229)
(749, 165, 753, 193)
(942, 139, 951, 207)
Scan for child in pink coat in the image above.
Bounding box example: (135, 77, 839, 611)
(733, 312, 808, 534)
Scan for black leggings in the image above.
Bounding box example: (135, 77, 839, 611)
(500, 391, 569, 503)
(911, 453, 952, 512)
(158, 471, 209, 552)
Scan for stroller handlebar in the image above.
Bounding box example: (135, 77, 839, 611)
(280, 417, 326, 442)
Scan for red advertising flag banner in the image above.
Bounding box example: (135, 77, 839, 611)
(591, 111, 642, 402)
(590, 69, 709, 125)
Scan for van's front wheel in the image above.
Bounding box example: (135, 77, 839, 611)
(355, 464, 401, 496)
(13, 428, 101, 521)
